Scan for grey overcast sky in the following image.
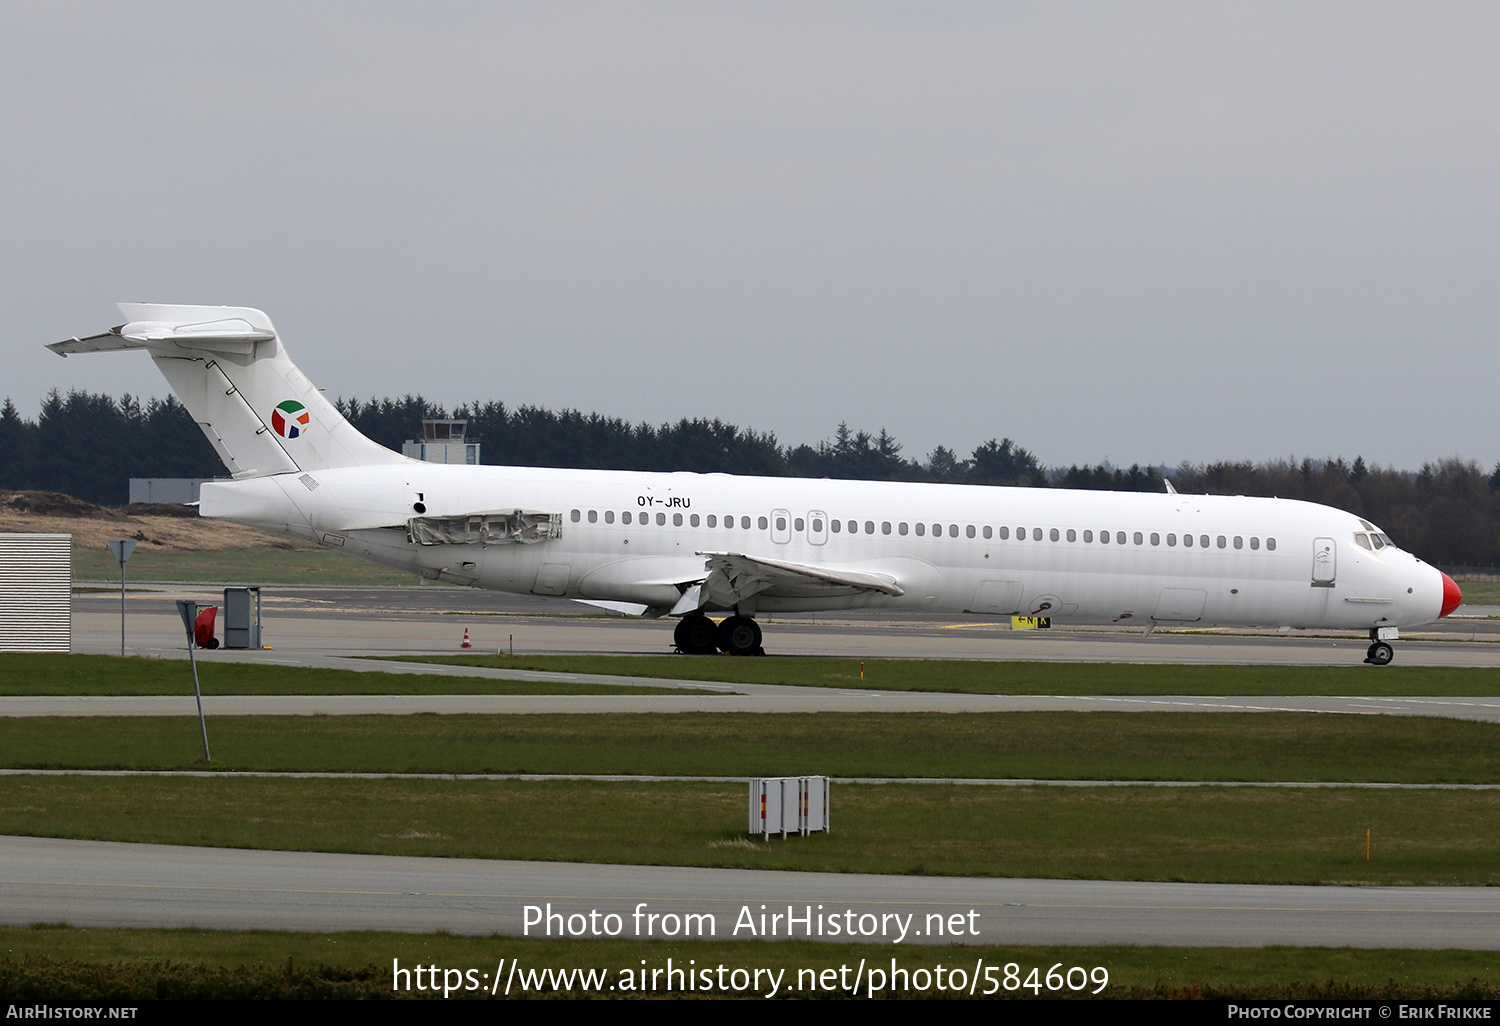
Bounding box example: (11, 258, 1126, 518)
(3, 2, 1497, 472)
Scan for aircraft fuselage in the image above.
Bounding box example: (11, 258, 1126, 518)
(200, 462, 1452, 631)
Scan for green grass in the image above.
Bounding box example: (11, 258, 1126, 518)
(2, 776, 1495, 885)
(1, 928, 1496, 1000)
(0, 654, 707, 697)
(387, 653, 1500, 695)
(72, 546, 420, 586)
(2, 712, 1496, 782)
(1453, 578, 1500, 605)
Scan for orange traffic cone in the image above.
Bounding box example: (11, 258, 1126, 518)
(461, 628, 472, 649)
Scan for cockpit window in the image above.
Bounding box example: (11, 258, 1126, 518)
(1355, 533, 1372, 551)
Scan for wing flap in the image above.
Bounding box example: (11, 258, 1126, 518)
(691, 550, 903, 611)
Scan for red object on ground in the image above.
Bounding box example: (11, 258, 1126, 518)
(461, 627, 472, 649)
(194, 606, 219, 649)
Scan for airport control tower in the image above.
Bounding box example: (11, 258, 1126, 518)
(401, 419, 480, 465)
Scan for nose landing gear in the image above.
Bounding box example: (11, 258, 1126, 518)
(1364, 627, 1395, 665)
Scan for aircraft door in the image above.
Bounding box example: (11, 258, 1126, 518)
(533, 563, 570, 596)
(807, 510, 828, 546)
(1312, 537, 1336, 587)
(771, 508, 791, 545)
(1154, 588, 1207, 621)
(966, 581, 1025, 615)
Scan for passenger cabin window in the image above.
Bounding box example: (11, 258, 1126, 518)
(1150, 533, 1159, 546)
(1267, 538, 1277, 550)
(657, 513, 666, 526)
(867, 521, 877, 534)
(1199, 535, 1209, 548)
(831, 520, 840, 533)
(1083, 530, 1093, 542)
(899, 522, 909, 535)
(571, 509, 580, 522)
(741, 516, 751, 529)
(1100, 531, 1110, 544)
(999, 527, 1010, 539)
(882, 522, 892, 535)
(1133, 532, 1143, 545)
(707, 515, 717, 527)
(673, 513, 683, 526)
(810, 518, 821, 532)
(1167, 533, 1176, 546)
(983, 526, 993, 539)
(1183, 533, 1192, 547)
(916, 523, 926, 537)
(605, 510, 615, 524)
(1250, 536, 1259, 549)
(1233, 535, 1242, 549)
(1066, 529, 1076, 542)
(1050, 528, 1060, 541)
(758, 516, 768, 530)
(588, 510, 598, 523)
(1116, 532, 1126, 545)
(1216, 535, 1226, 548)
(776, 516, 787, 531)
(966, 525, 976, 538)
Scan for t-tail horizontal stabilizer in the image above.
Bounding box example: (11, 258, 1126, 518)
(48, 303, 408, 478)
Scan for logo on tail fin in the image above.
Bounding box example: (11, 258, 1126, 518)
(271, 400, 310, 439)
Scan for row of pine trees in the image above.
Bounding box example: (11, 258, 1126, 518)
(2, 390, 1498, 566)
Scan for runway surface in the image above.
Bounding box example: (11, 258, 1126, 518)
(5, 835, 1497, 948)
(71, 585, 1500, 667)
(9, 586, 1496, 949)
(9, 688, 1500, 720)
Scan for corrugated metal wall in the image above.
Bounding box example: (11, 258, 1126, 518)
(0, 534, 71, 652)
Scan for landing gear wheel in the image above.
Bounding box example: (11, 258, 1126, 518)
(717, 615, 763, 656)
(1365, 642, 1393, 666)
(673, 613, 719, 655)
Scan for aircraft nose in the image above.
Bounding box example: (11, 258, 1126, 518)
(1440, 572, 1462, 618)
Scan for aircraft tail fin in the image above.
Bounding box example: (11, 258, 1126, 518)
(48, 304, 408, 477)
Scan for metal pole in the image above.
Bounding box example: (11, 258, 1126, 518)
(188, 640, 210, 762)
(106, 540, 137, 658)
(175, 600, 211, 762)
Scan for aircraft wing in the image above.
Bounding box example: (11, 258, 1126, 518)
(675, 550, 904, 614)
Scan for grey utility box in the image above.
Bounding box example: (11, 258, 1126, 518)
(749, 777, 830, 840)
(222, 587, 262, 649)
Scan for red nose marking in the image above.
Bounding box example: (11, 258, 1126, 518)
(1440, 572, 1462, 618)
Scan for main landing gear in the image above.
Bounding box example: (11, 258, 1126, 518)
(673, 612, 765, 656)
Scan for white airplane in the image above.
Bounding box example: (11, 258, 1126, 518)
(50, 303, 1461, 665)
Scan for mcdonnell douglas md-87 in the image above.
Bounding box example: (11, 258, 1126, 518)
(49, 304, 1461, 664)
